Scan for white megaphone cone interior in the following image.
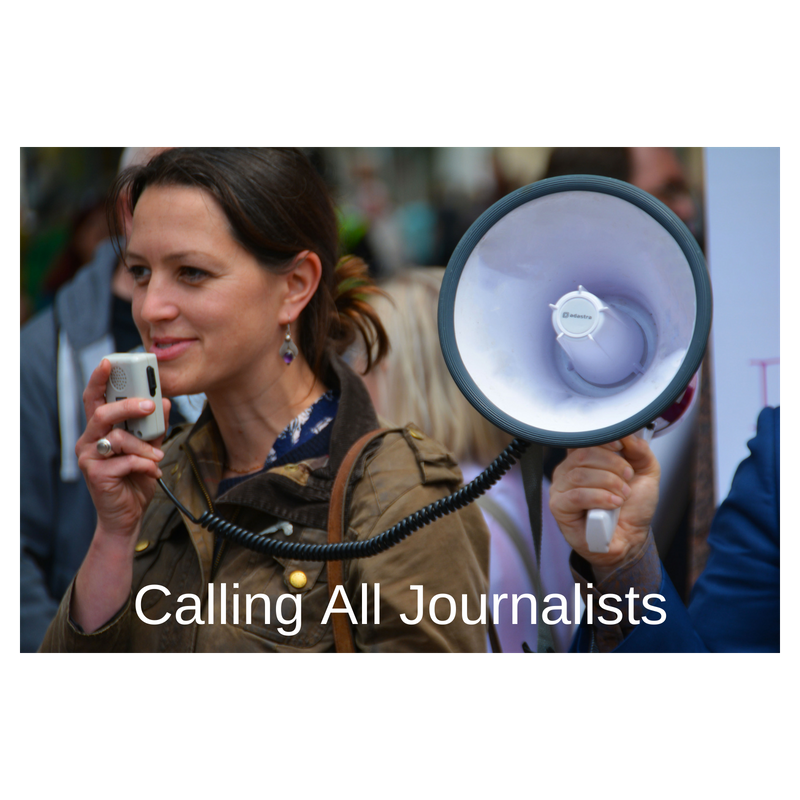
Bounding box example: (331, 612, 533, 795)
(439, 175, 712, 554)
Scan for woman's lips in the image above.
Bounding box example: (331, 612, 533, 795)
(150, 338, 195, 361)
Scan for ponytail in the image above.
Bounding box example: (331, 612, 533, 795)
(326, 255, 390, 374)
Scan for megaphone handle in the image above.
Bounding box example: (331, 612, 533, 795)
(584, 424, 655, 553)
(586, 507, 620, 552)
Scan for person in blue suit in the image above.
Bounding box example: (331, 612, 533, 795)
(550, 407, 779, 652)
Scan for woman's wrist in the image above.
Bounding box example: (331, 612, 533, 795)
(71, 527, 137, 633)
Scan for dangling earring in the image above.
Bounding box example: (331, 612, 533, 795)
(279, 324, 299, 365)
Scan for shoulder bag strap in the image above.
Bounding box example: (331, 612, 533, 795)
(327, 427, 401, 653)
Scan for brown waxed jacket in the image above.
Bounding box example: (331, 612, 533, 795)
(40, 355, 490, 652)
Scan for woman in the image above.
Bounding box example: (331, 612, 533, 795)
(40, 148, 490, 653)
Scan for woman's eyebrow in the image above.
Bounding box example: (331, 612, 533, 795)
(126, 249, 218, 264)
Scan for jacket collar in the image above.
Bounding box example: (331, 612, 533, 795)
(179, 353, 381, 530)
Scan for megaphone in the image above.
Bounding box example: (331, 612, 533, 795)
(438, 175, 712, 552)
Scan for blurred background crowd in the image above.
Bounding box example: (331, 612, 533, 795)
(20, 147, 705, 324)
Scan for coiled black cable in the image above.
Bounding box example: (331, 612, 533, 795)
(156, 437, 530, 561)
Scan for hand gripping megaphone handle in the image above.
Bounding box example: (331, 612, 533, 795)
(585, 425, 655, 553)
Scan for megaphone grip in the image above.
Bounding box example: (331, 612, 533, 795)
(586, 507, 620, 552)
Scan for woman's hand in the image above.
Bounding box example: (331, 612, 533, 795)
(71, 359, 171, 632)
(549, 435, 660, 581)
(76, 358, 171, 540)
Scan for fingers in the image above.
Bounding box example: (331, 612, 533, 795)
(84, 450, 164, 483)
(83, 358, 112, 424)
(551, 444, 634, 519)
(556, 445, 634, 485)
(551, 486, 625, 524)
(619, 434, 661, 480)
(83, 358, 168, 441)
(79, 426, 164, 476)
(550, 437, 661, 528)
(77, 368, 171, 492)
(561, 436, 657, 482)
(93, 428, 164, 462)
(84, 395, 159, 444)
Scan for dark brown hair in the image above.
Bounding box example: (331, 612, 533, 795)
(108, 147, 388, 376)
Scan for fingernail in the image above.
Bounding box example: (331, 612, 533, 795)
(152, 448, 164, 459)
(609, 440, 623, 451)
(621, 483, 632, 498)
(610, 494, 624, 506)
(623, 466, 634, 481)
(139, 400, 154, 411)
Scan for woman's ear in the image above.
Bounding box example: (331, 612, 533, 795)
(279, 250, 322, 324)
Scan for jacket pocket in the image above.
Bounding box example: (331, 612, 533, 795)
(217, 524, 337, 650)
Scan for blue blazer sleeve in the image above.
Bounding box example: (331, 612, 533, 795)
(684, 406, 780, 652)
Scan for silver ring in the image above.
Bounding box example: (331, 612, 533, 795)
(96, 438, 114, 456)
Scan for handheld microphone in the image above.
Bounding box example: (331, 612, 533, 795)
(103, 352, 166, 441)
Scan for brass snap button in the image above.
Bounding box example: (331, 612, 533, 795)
(288, 570, 308, 589)
(134, 540, 150, 552)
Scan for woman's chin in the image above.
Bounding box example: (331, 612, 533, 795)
(158, 373, 197, 400)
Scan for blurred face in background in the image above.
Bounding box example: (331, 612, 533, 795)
(629, 147, 697, 231)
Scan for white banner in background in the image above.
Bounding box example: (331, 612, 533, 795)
(704, 147, 780, 502)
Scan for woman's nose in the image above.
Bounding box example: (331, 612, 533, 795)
(137, 275, 180, 325)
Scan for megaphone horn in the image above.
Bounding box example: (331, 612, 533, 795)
(438, 175, 712, 552)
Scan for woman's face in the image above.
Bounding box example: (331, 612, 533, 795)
(126, 185, 289, 400)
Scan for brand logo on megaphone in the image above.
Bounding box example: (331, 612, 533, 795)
(563, 312, 593, 320)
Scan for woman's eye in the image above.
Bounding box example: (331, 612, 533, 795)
(181, 267, 209, 282)
(127, 264, 150, 282)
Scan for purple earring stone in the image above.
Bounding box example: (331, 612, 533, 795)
(279, 326, 298, 365)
